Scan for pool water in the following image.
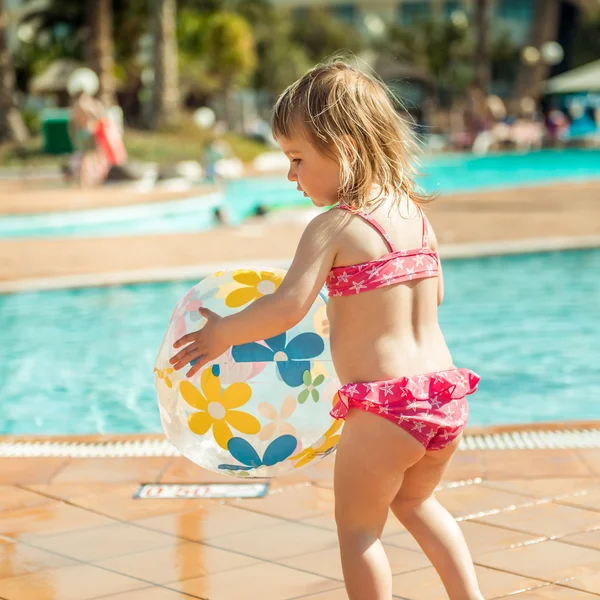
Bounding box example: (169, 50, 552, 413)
(1, 149, 600, 238)
(1, 249, 599, 434)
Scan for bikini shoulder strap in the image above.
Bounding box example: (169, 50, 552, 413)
(417, 206, 429, 247)
(336, 203, 396, 253)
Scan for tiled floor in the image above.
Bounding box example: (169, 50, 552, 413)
(2, 446, 600, 599)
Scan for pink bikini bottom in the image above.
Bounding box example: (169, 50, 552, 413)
(331, 368, 480, 451)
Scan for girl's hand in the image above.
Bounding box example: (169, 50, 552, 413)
(170, 308, 230, 378)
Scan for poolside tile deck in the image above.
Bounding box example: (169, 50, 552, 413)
(1, 446, 600, 599)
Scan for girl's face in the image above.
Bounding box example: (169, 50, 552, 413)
(277, 130, 341, 208)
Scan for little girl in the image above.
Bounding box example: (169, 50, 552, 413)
(170, 60, 483, 600)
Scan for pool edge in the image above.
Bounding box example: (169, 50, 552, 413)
(1, 420, 600, 455)
(2, 234, 600, 294)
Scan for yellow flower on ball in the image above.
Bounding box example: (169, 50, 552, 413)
(154, 367, 174, 388)
(290, 419, 343, 469)
(180, 368, 260, 450)
(225, 269, 283, 308)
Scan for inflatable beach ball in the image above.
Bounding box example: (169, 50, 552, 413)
(154, 268, 342, 478)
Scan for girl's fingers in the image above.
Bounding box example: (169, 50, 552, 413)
(169, 349, 191, 367)
(173, 332, 199, 348)
(170, 346, 202, 370)
(186, 357, 206, 378)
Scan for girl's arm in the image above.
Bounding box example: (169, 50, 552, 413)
(170, 210, 340, 376)
(221, 211, 338, 344)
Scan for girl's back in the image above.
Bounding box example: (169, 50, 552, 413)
(326, 197, 453, 384)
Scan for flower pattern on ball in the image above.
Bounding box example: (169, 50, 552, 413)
(290, 419, 343, 469)
(258, 396, 297, 441)
(154, 367, 174, 388)
(298, 371, 325, 404)
(225, 269, 283, 308)
(180, 366, 260, 450)
(232, 331, 324, 387)
(218, 435, 297, 471)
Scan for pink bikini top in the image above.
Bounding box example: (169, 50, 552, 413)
(325, 203, 439, 297)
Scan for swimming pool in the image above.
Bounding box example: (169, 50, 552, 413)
(1, 248, 598, 434)
(1, 149, 600, 238)
(0, 193, 224, 239)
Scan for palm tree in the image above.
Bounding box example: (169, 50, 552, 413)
(0, 0, 28, 143)
(84, 0, 116, 107)
(150, 0, 179, 129)
(474, 0, 490, 93)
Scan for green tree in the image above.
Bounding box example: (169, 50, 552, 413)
(150, 0, 180, 129)
(84, 0, 115, 106)
(291, 7, 365, 63)
(379, 16, 473, 102)
(203, 11, 256, 93)
(0, 0, 28, 143)
(236, 0, 310, 96)
(20, 0, 115, 106)
(177, 7, 220, 103)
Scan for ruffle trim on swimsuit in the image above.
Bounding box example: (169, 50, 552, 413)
(331, 368, 480, 420)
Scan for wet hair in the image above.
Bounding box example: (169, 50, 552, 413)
(272, 58, 431, 210)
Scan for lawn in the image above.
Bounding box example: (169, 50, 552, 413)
(0, 119, 269, 169)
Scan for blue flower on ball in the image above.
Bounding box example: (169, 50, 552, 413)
(218, 435, 298, 471)
(232, 332, 324, 387)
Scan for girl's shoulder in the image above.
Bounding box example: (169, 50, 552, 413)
(300, 205, 350, 249)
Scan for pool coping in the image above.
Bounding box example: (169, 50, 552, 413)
(2, 234, 600, 294)
(2, 421, 600, 457)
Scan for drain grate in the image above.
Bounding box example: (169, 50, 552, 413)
(1, 428, 600, 458)
(460, 429, 600, 451)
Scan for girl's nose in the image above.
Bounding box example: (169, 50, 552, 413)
(287, 165, 297, 182)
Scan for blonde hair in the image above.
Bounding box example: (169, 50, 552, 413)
(272, 58, 432, 210)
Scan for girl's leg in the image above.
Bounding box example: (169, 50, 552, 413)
(334, 410, 425, 600)
(390, 437, 484, 600)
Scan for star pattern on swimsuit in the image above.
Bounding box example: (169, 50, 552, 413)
(381, 382, 394, 396)
(345, 384, 358, 397)
(407, 400, 419, 412)
(351, 280, 367, 294)
(393, 258, 405, 272)
(332, 369, 480, 451)
(366, 265, 381, 279)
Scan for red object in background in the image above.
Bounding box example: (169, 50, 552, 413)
(95, 119, 127, 166)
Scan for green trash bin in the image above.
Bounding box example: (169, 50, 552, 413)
(40, 108, 73, 155)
